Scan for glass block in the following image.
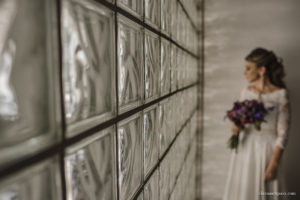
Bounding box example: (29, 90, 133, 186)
(145, 0, 160, 29)
(170, 45, 177, 92)
(170, 1, 177, 40)
(65, 126, 116, 200)
(160, 38, 171, 96)
(0, 157, 61, 200)
(118, 15, 143, 113)
(0, 0, 61, 168)
(165, 98, 175, 143)
(168, 145, 176, 192)
(62, 0, 116, 137)
(143, 105, 158, 177)
(117, 0, 143, 18)
(174, 94, 181, 134)
(167, 96, 176, 142)
(177, 6, 185, 46)
(158, 99, 171, 157)
(182, 52, 188, 87)
(144, 170, 159, 200)
(161, 0, 171, 35)
(137, 191, 144, 200)
(144, 30, 160, 102)
(118, 113, 142, 200)
(160, 156, 170, 200)
(176, 49, 183, 89)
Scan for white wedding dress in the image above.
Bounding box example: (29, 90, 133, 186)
(222, 86, 291, 200)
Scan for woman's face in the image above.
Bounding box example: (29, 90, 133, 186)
(244, 60, 261, 83)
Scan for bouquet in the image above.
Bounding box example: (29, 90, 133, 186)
(224, 99, 275, 153)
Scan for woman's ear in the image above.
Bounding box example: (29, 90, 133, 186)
(259, 66, 266, 76)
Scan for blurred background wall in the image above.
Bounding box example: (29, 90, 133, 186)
(203, 0, 300, 199)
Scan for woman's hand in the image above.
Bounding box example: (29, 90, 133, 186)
(264, 161, 278, 182)
(231, 123, 240, 135)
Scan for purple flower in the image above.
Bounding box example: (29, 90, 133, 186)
(255, 113, 262, 119)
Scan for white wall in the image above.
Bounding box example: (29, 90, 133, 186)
(203, 1, 300, 199)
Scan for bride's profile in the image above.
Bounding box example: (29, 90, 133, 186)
(222, 47, 291, 200)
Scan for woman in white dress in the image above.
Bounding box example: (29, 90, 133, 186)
(223, 47, 291, 200)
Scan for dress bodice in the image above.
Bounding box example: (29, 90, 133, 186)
(238, 86, 291, 149)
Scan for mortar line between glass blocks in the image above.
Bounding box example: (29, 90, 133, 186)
(114, 4, 121, 200)
(56, 0, 67, 197)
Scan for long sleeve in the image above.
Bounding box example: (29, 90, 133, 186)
(275, 89, 291, 149)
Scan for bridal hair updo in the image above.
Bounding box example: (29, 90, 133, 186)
(245, 47, 286, 88)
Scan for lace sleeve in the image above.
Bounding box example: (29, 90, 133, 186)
(275, 89, 291, 149)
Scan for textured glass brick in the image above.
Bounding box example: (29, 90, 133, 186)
(118, 114, 142, 200)
(158, 99, 171, 157)
(160, 156, 170, 200)
(62, 0, 116, 137)
(170, 45, 177, 92)
(0, 0, 61, 168)
(143, 105, 159, 177)
(170, 1, 177, 40)
(161, 0, 171, 35)
(117, 0, 143, 18)
(160, 38, 171, 96)
(65, 126, 116, 200)
(144, 170, 159, 200)
(137, 191, 144, 200)
(144, 30, 160, 102)
(145, 0, 160, 29)
(118, 15, 143, 113)
(0, 157, 61, 200)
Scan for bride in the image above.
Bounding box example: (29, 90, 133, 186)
(223, 47, 291, 200)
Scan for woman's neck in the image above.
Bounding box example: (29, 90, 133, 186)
(254, 77, 277, 92)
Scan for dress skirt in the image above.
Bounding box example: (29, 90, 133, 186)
(222, 129, 287, 200)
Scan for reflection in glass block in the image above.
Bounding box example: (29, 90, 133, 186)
(117, 0, 143, 18)
(0, 0, 60, 167)
(144, 170, 159, 200)
(161, 0, 170, 35)
(160, 38, 171, 96)
(145, 31, 160, 102)
(62, 0, 116, 137)
(118, 114, 142, 200)
(143, 105, 158, 177)
(65, 127, 116, 200)
(145, 0, 160, 28)
(170, 45, 177, 92)
(0, 157, 61, 200)
(118, 15, 143, 113)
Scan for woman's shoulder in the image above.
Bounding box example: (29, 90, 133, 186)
(279, 87, 289, 101)
(238, 85, 250, 100)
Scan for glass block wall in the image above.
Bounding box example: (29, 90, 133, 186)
(0, 0, 202, 199)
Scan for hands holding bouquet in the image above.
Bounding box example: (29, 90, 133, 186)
(224, 99, 275, 153)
